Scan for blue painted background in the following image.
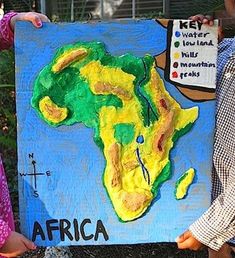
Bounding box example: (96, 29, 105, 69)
(15, 20, 215, 246)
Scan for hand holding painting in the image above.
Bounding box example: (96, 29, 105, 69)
(189, 14, 224, 41)
(0, 11, 49, 50)
(0, 231, 36, 258)
(10, 12, 50, 30)
(176, 230, 203, 251)
(0, 11, 48, 258)
(177, 3, 235, 257)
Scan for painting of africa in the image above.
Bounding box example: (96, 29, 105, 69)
(15, 19, 217, 246)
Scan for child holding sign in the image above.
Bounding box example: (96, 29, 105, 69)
(177, 0, 235, 257)
(0, 11, 48, 258)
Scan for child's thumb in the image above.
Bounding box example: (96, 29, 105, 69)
(175, 235, 183, 243)
(175, 230, 191, 243)
(21, 236, 37, 250)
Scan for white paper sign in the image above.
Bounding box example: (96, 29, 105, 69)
(168, 20, 218, 89)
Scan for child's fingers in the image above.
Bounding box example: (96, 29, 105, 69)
(177, 238, 192, 249)
(38, 13, 51, 23)
(21, 235, 37, 250)
(24, 13, 43, 27)
(22, 12, 50, 28)
(202, 15, 214, 26)
(176, 230, 191, 243)
(176, 231, 203, 250)
(189, 14, 214, 26)
(189, 14, 205, 22)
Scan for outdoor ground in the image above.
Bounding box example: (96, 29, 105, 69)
(20, 245, 208, 258)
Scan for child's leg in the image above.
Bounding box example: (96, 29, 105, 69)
(209, 243, 234, 258)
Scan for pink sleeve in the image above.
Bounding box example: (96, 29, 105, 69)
(0, 156, 14, 249)
(0, 12, 18, 50)
(0, 219, 11, 248)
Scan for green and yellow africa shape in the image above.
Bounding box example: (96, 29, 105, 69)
(31, 42, 198, 222)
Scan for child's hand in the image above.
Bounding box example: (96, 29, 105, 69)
(189, 14, 214, 26)
(176, 230, 204, 251)
(189, 14, 224, 41)
(10, 12, 50, 30)
(0, 231, 36, 257)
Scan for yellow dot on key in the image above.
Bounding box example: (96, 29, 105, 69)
(174, 52, 180, 59)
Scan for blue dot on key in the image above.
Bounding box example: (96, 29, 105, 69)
(136, 135, 144, 144)
(175, 31, 181, 37)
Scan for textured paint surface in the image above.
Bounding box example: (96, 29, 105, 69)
(31, 42, 198, 222)
(15, 20, 215, 246)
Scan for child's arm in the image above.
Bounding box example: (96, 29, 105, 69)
(10, 12, 50, 30)
(188, 169, 235, 250)
(224, 0, 235, 17)
(0, 11, 50, 51)
(0, 219, 12, 249)
(0, 12, 17, 50)
(0, 190, 36, 257)
(177, 168, 235, 251)
(176, 15, 235, 252)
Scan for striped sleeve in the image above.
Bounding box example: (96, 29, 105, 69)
(189, 167, 235, 251)
(189, 54, 235, 251)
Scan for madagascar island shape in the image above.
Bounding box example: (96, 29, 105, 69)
(31, 41, 199, 222)
(175, 168, 195, 200)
